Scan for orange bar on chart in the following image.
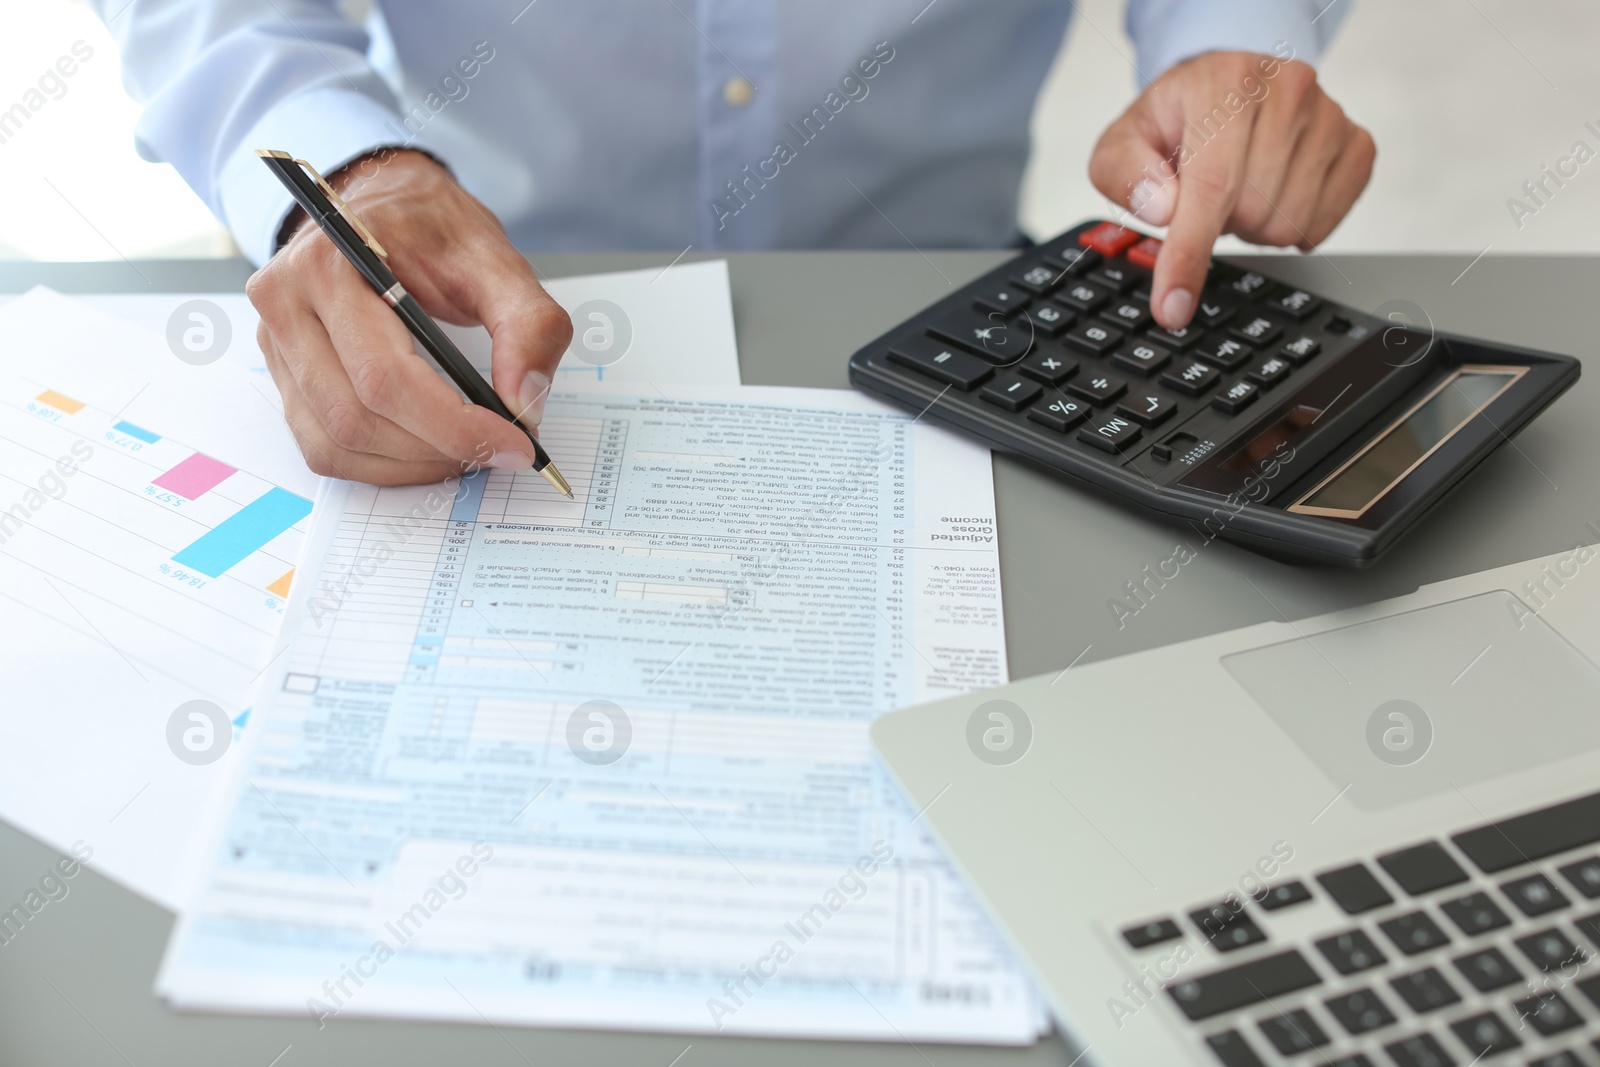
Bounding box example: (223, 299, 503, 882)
(266, 570, 295, 598)
(35, 389, 85, 413)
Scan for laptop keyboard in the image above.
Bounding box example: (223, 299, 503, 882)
(1111, 790, 1600, 1066)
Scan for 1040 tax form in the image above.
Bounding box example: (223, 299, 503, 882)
(157, 385, 1041, 1042)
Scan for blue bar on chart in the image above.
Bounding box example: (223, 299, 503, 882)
(172, 487, 313, 578)
(112, 420, 161, 444)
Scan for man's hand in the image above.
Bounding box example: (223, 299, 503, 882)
(248, 150, 572, 485)
(1089, 52, 1375, 330)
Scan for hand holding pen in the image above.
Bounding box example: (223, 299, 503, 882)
(250, 148, 573, 493)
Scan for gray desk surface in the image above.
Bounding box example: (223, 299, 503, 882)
(1, 250, 1592, 1066)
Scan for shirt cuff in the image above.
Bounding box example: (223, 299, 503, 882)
(1127, 0, 1351, 86)
(217, 87, 411, 265)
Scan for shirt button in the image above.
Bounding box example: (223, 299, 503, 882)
(722, 76, 754, 107)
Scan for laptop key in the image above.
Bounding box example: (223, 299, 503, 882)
(1389, 966, 1461, 1014)
(978, 374, 1043, 412)
(1189, 901, 1267, 953)
(1377, 842, 1470, 896)
(1438, 891, 1510, 936)
(1574, 909, 1600, 948)
(1526, 1053, 1583, 1067)
(1166, 949, 1322, 1021)
(1447, 1011, 1520, 1059)
(1575, 973, 1600, 1010)
(1204, 1029, 1268, 1067)
(1514, 991, 1583, 1036)
(1326, 1057, 1374, 1067)
(1501, 872, 1570, 916)
(1027, 397, 1090, 433)
(1379, 911, 1451, 956)
(1451, 946, 1522, 992)
(1515, 928, 1587, 972)
(888, 338, 994, 390)
(1451, 789, 1600, 873)
(1121, 917, 1182, 949)
(1316, 929, 1387, 975)
(1256, 880, 1312, 911)
(1384, 1033, 1455, 1067)
(1318, 863, 1395, 914)
(1558, 856, 1600, 898)
(1324, 987, 1397, 1034)
(1257, 1008, 1328, 1055)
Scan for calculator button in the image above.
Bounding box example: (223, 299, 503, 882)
(1025, 302, 1075, 338)
(1515, 928, 1587, 972)
(1013, 263, 1063, 294)
(1111, 342, 1171, 377)
(1204, 1030, 1268, 1067)
(1078, 414, 1142, 454)
(978, 374, 1043, 412)
(1326, 314, 1354, 335)
(1121, 917, 1182, 949)
(1560, 856, 1600, 898)
(1018, 351, 1077, 385)
(1383, 1034, 1454, 1067)
(1230, 271, 1270, 298)
(888, 339, 994, 390)
(1271, 288, 1323, 320)
(928, 310, 1033, 363)
(1068, 373, 1127, 404)
(1281, 335, 1322, 364)
(1319, 863, 1395, 914)
(1501, 872, 1570, 916)
(974, 287, 1027, 316)
(1196, 336, 1253, 369)
(1101, 299, 1152, 332)
(1212, 380, 1259, 414)
(1088, 265, 1139, 293)
(1162, 360, 1220, 396)
(1324, 988, 1397, 1035)
(1117, 393, 1178, 428)
(1439, 891, 1510, 937)
(1196, 299, 1235, 326)
(1078, 221, 1142, 256)
(1247, 356, 1293, 389)
(1028, 396, 1090, 433)
(1316, 929, 1388, 975)
(1377, 841, 1470, 896)
(1389, 966, 1460, 1014)
(1452, 946, 1522, 992)
(1257, 1008, 1328, 1055)
(1231, 316, 1284, 346)
(1147, 324, 1202, 350)
(1514, 991, 1583, 1036)
(1378, 911, 1451, 956)
(1056, 281, 1111, 314)
(1256, 881, 1313, 911)
(1165, 949, 1322, 1022)
(1062, 321, 1123, 355)
(1448, 1011, 1520, 1059)
(1127, 236, 1162, 269)
(1047, 247, 1101, 276)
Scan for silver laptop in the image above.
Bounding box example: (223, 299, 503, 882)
(872, 546, 1600, 1067)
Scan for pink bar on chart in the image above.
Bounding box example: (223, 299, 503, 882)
(152, 453, 238, 500)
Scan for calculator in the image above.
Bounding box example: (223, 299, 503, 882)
(847, 220, 1581, 566)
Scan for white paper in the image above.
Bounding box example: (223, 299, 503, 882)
(157, 385, 1035, 1042)
(0, 263, 741, 912)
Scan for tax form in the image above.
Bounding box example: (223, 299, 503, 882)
(158, 386, 1040, 1041)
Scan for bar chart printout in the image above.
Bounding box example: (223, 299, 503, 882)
(153, 452, 237, 499)
(159, 388, 1039, 1042)
(172, 487, 313, 578)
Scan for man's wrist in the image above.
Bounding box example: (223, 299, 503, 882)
(273, 146, 452, 253)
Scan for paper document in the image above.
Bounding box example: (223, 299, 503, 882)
(0, 264, 741, 911)
(158, 386, 1036, 1041)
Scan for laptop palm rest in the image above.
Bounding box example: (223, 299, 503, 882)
(1222, 589, 1600, 810)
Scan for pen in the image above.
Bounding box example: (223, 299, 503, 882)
(255, 149, 572, 498)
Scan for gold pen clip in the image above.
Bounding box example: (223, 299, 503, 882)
(256, 149, 388, 259)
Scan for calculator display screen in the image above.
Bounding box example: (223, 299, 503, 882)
(1289, 366, 1526, 518)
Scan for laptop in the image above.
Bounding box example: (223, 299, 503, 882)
(872, 545, 1600, 1067)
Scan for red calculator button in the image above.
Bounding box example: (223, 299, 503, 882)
(1079, 222, 1143, 257)
(1127, 237, 1163, 269)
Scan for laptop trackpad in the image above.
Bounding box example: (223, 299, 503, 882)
(1222, 590, 1600, 810)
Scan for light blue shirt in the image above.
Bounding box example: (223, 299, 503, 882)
(95, 0, 1346, 265)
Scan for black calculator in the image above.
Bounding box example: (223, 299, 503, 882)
(847, 220, 1580, 566)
